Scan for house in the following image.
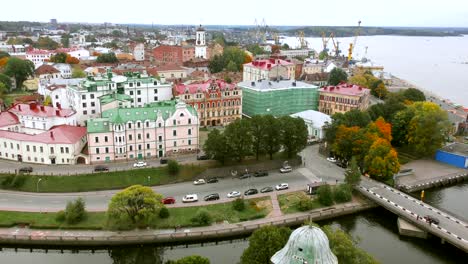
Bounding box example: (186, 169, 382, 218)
(435, 143, 468, 169)
(291, 110, 331, 141)
(301, 72, 329, 87)
(243, 59, 296, 81)
(318, 83, 370, 115)
(26, 49, 55, 68)
(51, 63, 72, 78)
(86, 100, 199, 163)
(35, 64, 61, 80)
(156, 64, 188, 81)
(174, 79, 242, 127)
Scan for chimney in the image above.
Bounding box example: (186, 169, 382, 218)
(18, 105, 21, 111)
(57, 102, 61, 110)
(29, 102, 37, 110)
(55, 110, 60, 116)
(50, 131, 54, 138)
(40, 105, 45, 111)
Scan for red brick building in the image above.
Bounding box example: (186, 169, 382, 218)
(153, 45, 183, 65)
(174, 80, 242, 127)
(182, 46, 195, 62)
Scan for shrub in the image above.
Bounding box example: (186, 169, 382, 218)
(297, 197, 315, 211)
(190, 209, 212, 226)
(11, 175, 27, 188)
(167, 160, 180, 175)
(55, 210, 66, 222)
(317, 185, 334, 206)
(64, 198, 86, 224)
(232, 198, 245, 211)
(334, 184, 353, 203)
(159, 207, 169, 219)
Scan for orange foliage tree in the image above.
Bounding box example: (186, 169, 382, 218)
(65, 54, 80, 64)
(364, 138, 400, 181)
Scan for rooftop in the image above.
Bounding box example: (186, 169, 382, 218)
(238, 80, 317, 92)
(99, 93, 132, 105)
(244, 59, 293, 70)
(0, 112, 20, 128)
(174, 79, 237, 95)
(439, 143, 468, 157)
(0, 125, 86, 144)
(35, 64, 60, 75)
(290, 110, 331, 127)
(319, 83, 370, 96)
(9, 103, 75, 118)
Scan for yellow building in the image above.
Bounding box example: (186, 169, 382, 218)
(318, 83, 370, 115)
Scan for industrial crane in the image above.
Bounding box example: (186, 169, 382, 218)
(321, 32, 333, 54)
(330, 34, 341, 57)
(347, 20, 362, 62)
(297, 31, 308, 49)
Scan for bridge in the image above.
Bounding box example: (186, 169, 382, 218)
(357, 177, 468, 253)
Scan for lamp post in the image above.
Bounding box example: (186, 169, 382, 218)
(36, 178, 42, 193)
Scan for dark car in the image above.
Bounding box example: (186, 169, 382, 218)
(94, 165, 109, 172)
(244, 188, 259, 196)
(160, 158, 168, 164)
(162, 197, 176, 204)
(336, 161, 347, 168)
(18, 166, 33, 173)
(254, 170, 269, 177)
(239, 173, 252, 179)
(260, 186, 274, 193)
(424, 215, 440, 225)
(207, 178, 219, 183)
(197, 155, 209, 160)
(204, 193, 220, 201)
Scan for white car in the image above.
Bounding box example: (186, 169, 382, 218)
(133, 161, 147, 168)
(193, 179, 206, 185)
(326, 157, 337, 163)
(227, 191, 241, 198)
(275, 183, 289, 191)
(182, 194, 198, 203)
(280, 166, 292, 173)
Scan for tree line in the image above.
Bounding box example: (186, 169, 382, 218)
(203, 115, 308, 164)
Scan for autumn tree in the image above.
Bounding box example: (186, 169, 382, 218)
(279, 116, 308, 158)
(240, 225, 291, 264)
(364, 138, 400, 181)
(65, 54, 80, 64)
(107, 185, 163, 230)
(327, 67, 348, 85)
(224, 119, 252, 162)
(4, 58, 35, 89)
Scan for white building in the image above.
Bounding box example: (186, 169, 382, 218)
(0, 44, 29, 56)
(51, 63, 73, 78)
(195, 25, 207, 59)
(38, 78, 84, 109)
(290, 110, 331, 141)
(26, 50, 55, 68)
(133, 43, 145, 61)
(243, 59, 296, 81)
(279, 49, 313, 58)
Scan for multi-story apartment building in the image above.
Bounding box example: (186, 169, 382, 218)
(238, 79, 319, 117)
(87, 100, 199, 163)
(174, 80, 242, 127)
(153, 45, 183, 65)
(243, 59, 296, 81)
(26, 49, 55, 68)
(318, 83, 370, 115)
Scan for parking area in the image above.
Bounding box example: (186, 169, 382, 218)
(397, 159, 468, 186)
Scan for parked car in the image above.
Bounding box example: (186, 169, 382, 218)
(182, 194, 198, 203)
(275, 183, 289, 191)
(162, 197, 176, 204)
(94, 165, 109, 172)
(239, 173, 252, 179)
(244, 188, 259, 196)
(207, 178, 219, 183)
(204, 193, 220, 201)
(193, 179, 206, 185)
(424, 215, 440, 225)
(18, 166, 33, 173)
(227, 191, 241, 198)
(160, 158, 168, 164)
(260, 186, 274, 193)
(254, 170, 269, 177)
(326, 157, 337, 163)
(279, 166, 292, 173)
(336, 161, 347, 168)
(197, 155, 209, 160)
(133, 161, 147, 168)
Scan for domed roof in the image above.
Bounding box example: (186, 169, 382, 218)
(271, 225, 338, 264)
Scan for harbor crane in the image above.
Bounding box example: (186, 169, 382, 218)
(297, 31, 308, 49)
(347, 20, 362, 62)
(321, 32, 333, 54)
(330, 34, 341, 57)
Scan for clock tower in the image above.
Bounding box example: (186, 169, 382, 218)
(195, 25, 207, 59)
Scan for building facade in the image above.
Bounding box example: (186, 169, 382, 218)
(133, 43, 145, 61)
(238, 80, 319, 117)
(243, 59, 296, 82)
(87, 100, 199, 163)
(174, 79, 242, 127)
(195, 25, 207, 59)
(153, 45, 183, 65)
(290, 110, 331, 141)
(318, 83, 370, 115)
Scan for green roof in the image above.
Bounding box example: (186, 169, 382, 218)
(99, 93, 132, 105)
(87, 118, 111, 133)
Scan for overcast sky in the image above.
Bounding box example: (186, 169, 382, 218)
(2, 0, 467, 27)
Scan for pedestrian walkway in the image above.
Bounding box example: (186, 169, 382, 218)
(267, 193, 283, 218)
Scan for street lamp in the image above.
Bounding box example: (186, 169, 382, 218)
(36, 178, 42, 193)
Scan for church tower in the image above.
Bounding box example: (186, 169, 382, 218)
(195, 25, 207, 59)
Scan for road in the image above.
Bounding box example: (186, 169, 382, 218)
(0, 145, 346, 212)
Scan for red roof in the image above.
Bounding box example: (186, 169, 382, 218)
(0, 112, 19, 127)
(319, 83, 370, 96)
(46, 84, 66, 91)
(9, 103, 75, 118)
(0, 125, 86, 144)
(35, 64, 60, 75)
(244, 58, 293, 70)
(157, 64, 186, 72)
(174, 79, 236, 95)
(26, 49, 54, 55)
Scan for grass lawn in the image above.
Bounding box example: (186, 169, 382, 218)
(0, 197, 271, 230)
(0, 164, 206, 193)
(278, 191, 324, 214)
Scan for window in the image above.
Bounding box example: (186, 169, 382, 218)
(137, 82, 141, 87)
(137, 90, 141, 95)
(173, 130, 177, 136)
(82, 94, 86, 100)
(105, 147, 109, 153)
(188, 139, 192, 145)
(188, 118, 191, 124)
(128, 123, 132, 129)
(146, 121, 149, 127)
(90, 94, 95, 99)
(104, 136, 108, 142)
(173, 141, 177, 147)
(158, 135, 162, 141)
(33, 146, 36, 152)
(96, 148, 100, 154)
(154, 89, 158, 94)
(65, 147, 69, 153)
(201, 103, 204, 109)
(60, 147, 64, 153)
(129, 83, 134, 87)
(159, 144, 162, 149)
(137, 122, 141, 128)
(83, 110, 87, 115)
(188, 128, 192, 135)
(26, 145, 30, 151)
(173, 120, 176, 125)
(147, 143, 150, 149)
(138, 144, 142, 150)
(95, 137, 99, 143)
(91, 102, 95, 107)
(129, 134, 133, 141)
(146, 133, 150, 139)
(129, 145, 133, 151)
(82, 102, 87, 107)
(137, 134, 141, 140)
(154, 96, 158, 101)
(92, 110, 96, 114)
(17, 144, 19, 150)
(50, 147, 54, 154)
(158, 123, 162, 128)
(129, 91, 134, 95)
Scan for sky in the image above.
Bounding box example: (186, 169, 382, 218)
(2, 0, 468, 27)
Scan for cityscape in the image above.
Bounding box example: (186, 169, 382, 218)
(0, 1, 468, 263)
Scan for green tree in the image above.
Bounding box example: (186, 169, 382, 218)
(159, 207, 169, 219)
(61, 35, 70, 48)
(364, 138, 400, 181)
(0, 82, 9, 100)
(222, 47, 246, 71)
(319, 50, 329, 60)
(391, 107, 415, 146)
(190, 209, 212, 226)
(112, 30, 124, 37)
(72, 66, 87, 78)
(344, 157, 361, 186)
(34, 37, 59, 50)
(4, 58, 35, 89)
(281, 43, 290, 50)
(317, 185, 334, 206)
(333, 184, 352, 203)
(107, 185, 163, 230)
(64, 197, 86, 224)
(279, 116, 308, 158)
(328, 67, 348, 85)
(370, 80, 388, 99)
(240, 225, 291, 264)
(167, 160, 180, 175)
(224, 119, 252, 162)
(96, 52, 118, 63)
(226, 60, 238, 72)
(324, 110, 371, 145)
(403, 87, 426, 102)
(208, 54, 224, 73)
(322, 225, 380, 264)
(110, 246, 163, 264)
(203, 129, 230, 164)
(250, 115, 267, 160)
(263, 115, 281, 160)
(0, 51, 10, 59)
(166, 255, 210, 264)
(0, 73, 12, 91)
(232, 198, 245, 211)
(246, 44, 267, 55)
(49, 52, 67, 63)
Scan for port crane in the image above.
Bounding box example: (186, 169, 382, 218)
(297, 31, 308, 49)
(330, 34, 341, 57)
(321, 32, 334, 54)
(347, 20, 362, 62)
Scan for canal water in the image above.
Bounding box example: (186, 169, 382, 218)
(1, 183, 467, 263)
